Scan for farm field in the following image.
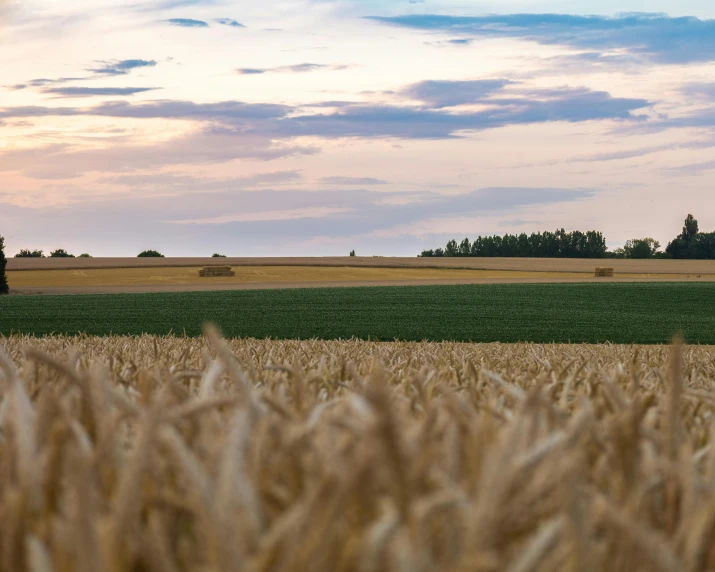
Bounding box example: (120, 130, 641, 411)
(0, 333, 713, 570)
(7, 265, 591, 288)
(8, 255, 715, 275)
(2, 282, 715, 343)
(7, 264, 715, 295)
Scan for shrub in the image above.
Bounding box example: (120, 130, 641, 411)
(212, 253, 227, 258)
(349, 250, 356, 257)
(0, 235, 8, 295)
(50, 249, 75, 258)
(78, 253, 92, 258)
(15, 249, 45, 258)
(137, 250, 165, 258)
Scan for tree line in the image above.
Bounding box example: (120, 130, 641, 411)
(11, 249, 233, 258)
(420, 229, 608, 259)
(14, 249, 90, 258)
(13, 249, 167, 258)
(419, 215, 715, 259)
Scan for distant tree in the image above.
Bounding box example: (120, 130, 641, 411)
(695, 232, 715, 259)
(349, 250, 356, 257)
(50, 249, 75, 258)
(212, 253, 227, 258)
(433, 248, 445, 257)
(666, 238, 692, 259)
(78, 253, 92, 258)
(0, 235, 8, 295)
(137, 250, 165, 258)
(445, 239, 459, 257)
(623, 238, 660, 259)
(605, 247, 626, 259)
(458, 238, 471, 257)
(418, 249, 435, 258)
(682, 214, 699, 242)
(667, 214, 707, 259)
(15, 249, 45, 258)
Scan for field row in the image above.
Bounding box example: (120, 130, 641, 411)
(0, 334, 714, 570)
(2, 283, 715, 343)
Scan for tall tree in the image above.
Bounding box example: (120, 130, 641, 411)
(0, 235, 8, 295)
(667, 214, 705, 258)
(445, 240, 459, 257)
(682, 214, 699, 242)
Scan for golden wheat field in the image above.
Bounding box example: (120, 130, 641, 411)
(7, 266, 591, 288)
(8, 265, 715, 295)
(1, 331, 715, 571)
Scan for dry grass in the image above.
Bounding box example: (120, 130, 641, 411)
(8, 256, 715, 275)
(1, 332, 715, 570)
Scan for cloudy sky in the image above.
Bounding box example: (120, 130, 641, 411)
(1, 0, 714, 256)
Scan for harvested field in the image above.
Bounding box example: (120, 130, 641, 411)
(8, 256, 715, 275)
(2, 283, 715, 343)
(0, 332, 714, 571)
(7, 265, 715, 295)
(7, 266, 590, 290)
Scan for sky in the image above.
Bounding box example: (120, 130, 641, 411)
(1, 0, 714, 256)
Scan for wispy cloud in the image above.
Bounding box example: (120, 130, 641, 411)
(236, 68, 266, 75)
(236, 63, 350, 75)
(9, 77, 86, 90)
(168, 206, 351, 225)
(0, 129, 317, 179)
(368, 13, 715, 64)
(215, 18, 245, 28)
(0, 100, 291, 121)
(682, 82, 715, 101)
(101, 170, 303, 190)
(164, 18, 208, 27)
(276, 87, 650, 139)
(0, 82, 652, 140)
(662, 159, 715, 176)
(402, 79, 514, 108)
(320, 176, 389, 185)
(571, 140, 715, 163)
(8, 60, 157, 93)
(41, 87, 160, 98)
(519, 139, 715, 167)
(89, 59, 158, 75)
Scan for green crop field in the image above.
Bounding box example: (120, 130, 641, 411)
(1, 283, 714, 343)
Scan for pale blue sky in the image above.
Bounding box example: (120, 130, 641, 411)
(1, 0, 714, 256)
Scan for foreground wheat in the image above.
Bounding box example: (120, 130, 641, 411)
(1, 331, 715, 571)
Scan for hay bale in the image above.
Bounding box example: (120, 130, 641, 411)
(199, 266, 235, 277)
(595, 267, 614, 277)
